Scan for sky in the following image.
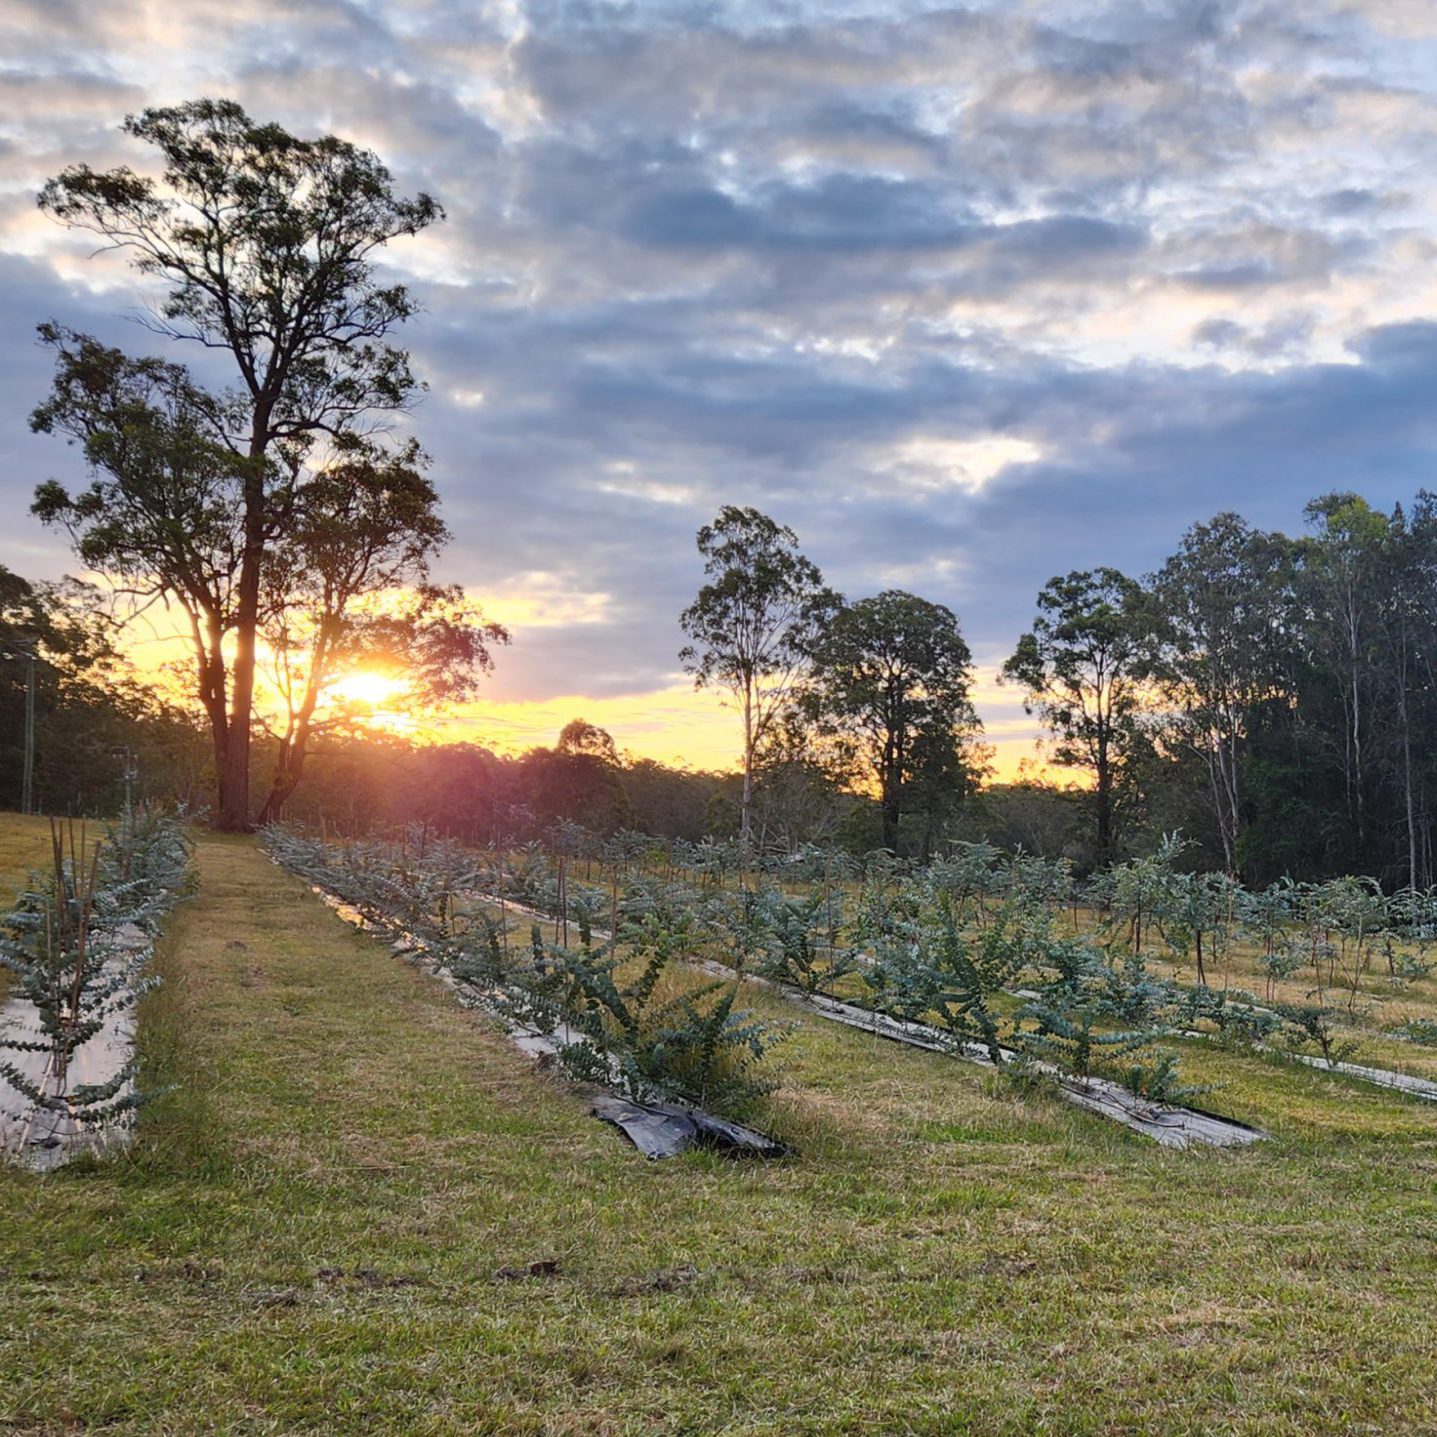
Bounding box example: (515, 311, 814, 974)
(4, 0, 1437, 777)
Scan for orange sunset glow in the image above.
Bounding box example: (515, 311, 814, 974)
(112, 585, 1044, 780)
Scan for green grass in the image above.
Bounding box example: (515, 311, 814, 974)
(0, 812, 58, 1003)
(3, 821, 1437, 1433)
(0, 811, 55, 901)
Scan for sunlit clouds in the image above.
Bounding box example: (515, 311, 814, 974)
(879, 436, 1043, 495)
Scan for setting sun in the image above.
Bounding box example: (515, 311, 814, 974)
(328, 671, 409, 709)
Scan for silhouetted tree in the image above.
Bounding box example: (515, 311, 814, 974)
(255, 442, 506, 823)
(34, 99, 442, 829)
(806, 590, 981, 854)
(680, 507, 839, 854)
(1004, 568, 1151, 865)
(0, 565, 205, 813)
(1150, 515, 1299, 872)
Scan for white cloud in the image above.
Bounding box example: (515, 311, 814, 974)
(878, 435, 1043, 494)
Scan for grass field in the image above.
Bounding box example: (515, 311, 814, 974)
(0, 813, 60, 1003)
(4, 819, 1437, 1434)
(0, 811, 56, 900)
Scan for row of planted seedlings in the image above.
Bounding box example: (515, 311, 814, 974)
(530, 818, 1437, 1020)
(740, 840, 1437, 1110)
(458, 837, 1257, 1144)
(478, 832, 1437, 1135)
(614, 824, 1437, 1065)
(0, 808, 195, 1168)
(262, 826, 792, 1157)
(1086, 839, 1437, 1093)
(708, 849, 1267, 1142)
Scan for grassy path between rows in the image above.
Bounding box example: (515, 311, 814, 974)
(3, 830, 1437, 1434)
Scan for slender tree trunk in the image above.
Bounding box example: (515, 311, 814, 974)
(1216, 703, 1243, 876)
(256, 750, 296, 827)
(188, 607, 230, 795)
(256, 719, 308, 826)
(257, 620, 335, 826)
(1402, 689, 1418, 894)
(1347, 597, 1367, 856)
(1095, 733, 1112, 865)
(216, 430, 270, 831)
(1392, 620, 1419, 893)
(880, 727, 901, 853)
(881, 788, 901, 853)
(1203, 740, 1235, 874)
(740, 678, 754, 860)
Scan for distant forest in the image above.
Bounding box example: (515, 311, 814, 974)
(6, 487, 1437, 889)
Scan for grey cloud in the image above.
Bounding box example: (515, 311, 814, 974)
(1179, 259, 1281, 290)
(1192, 311, 1315, 358)
(1321, 187, 1409, 216)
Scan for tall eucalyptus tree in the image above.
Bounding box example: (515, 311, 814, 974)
(680, 507, 839, 854)
(33, 99, 442, 829)
(1150, 515, 1300, 873)
(808, 590, 982, 855)
(1004, 568, 1152, 866)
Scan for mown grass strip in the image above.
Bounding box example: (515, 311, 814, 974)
(3, 825, 1437, 1435)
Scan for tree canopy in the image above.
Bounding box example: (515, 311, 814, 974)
(1003, 568, 1152, 864)
(33, 99, 446, 829)
(806, 589, 983, 855)
(679, 506, 839, 851)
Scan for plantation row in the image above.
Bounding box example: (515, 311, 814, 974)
(264, 828, 787, 1124)
(519, 829, 1437, 1023)
(265, 825, 1437, 1137)
(0, 810, 194, 1164)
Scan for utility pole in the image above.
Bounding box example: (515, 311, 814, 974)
(20, 640, 36, 816)
(110, 744, 137, 826)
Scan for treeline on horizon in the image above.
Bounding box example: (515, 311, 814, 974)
(6, 485, 1437, 890)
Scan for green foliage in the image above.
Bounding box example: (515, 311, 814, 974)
(1120, 1052, 1210, 1106)
(264, 828, 788, 1119)
(920, 901, 1030, 1066)
(34, 98, 446, 827)
(804, 589, 982, 854)
(1099, 953, 1181, 1027)
(1011, 919, 1188, 1089)
(1395, 1017, 1437, 1047)
(1002, 567, 1153, 862)
(756, 892, 861, 996)
(498, 907, 789, 1118)
(1178, 987, 1280, 1048)
(270, 818, 1437, 1118)
(1150, 513, 1298, 873)
(1271, 1000, 1361, 1069)
(679, 506, 840, 849)
(0, 811, 192, 1132)
(705, 883, 780, 971)
(0, 565, 203, 816)
(1015, 993, 1155, 1082)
